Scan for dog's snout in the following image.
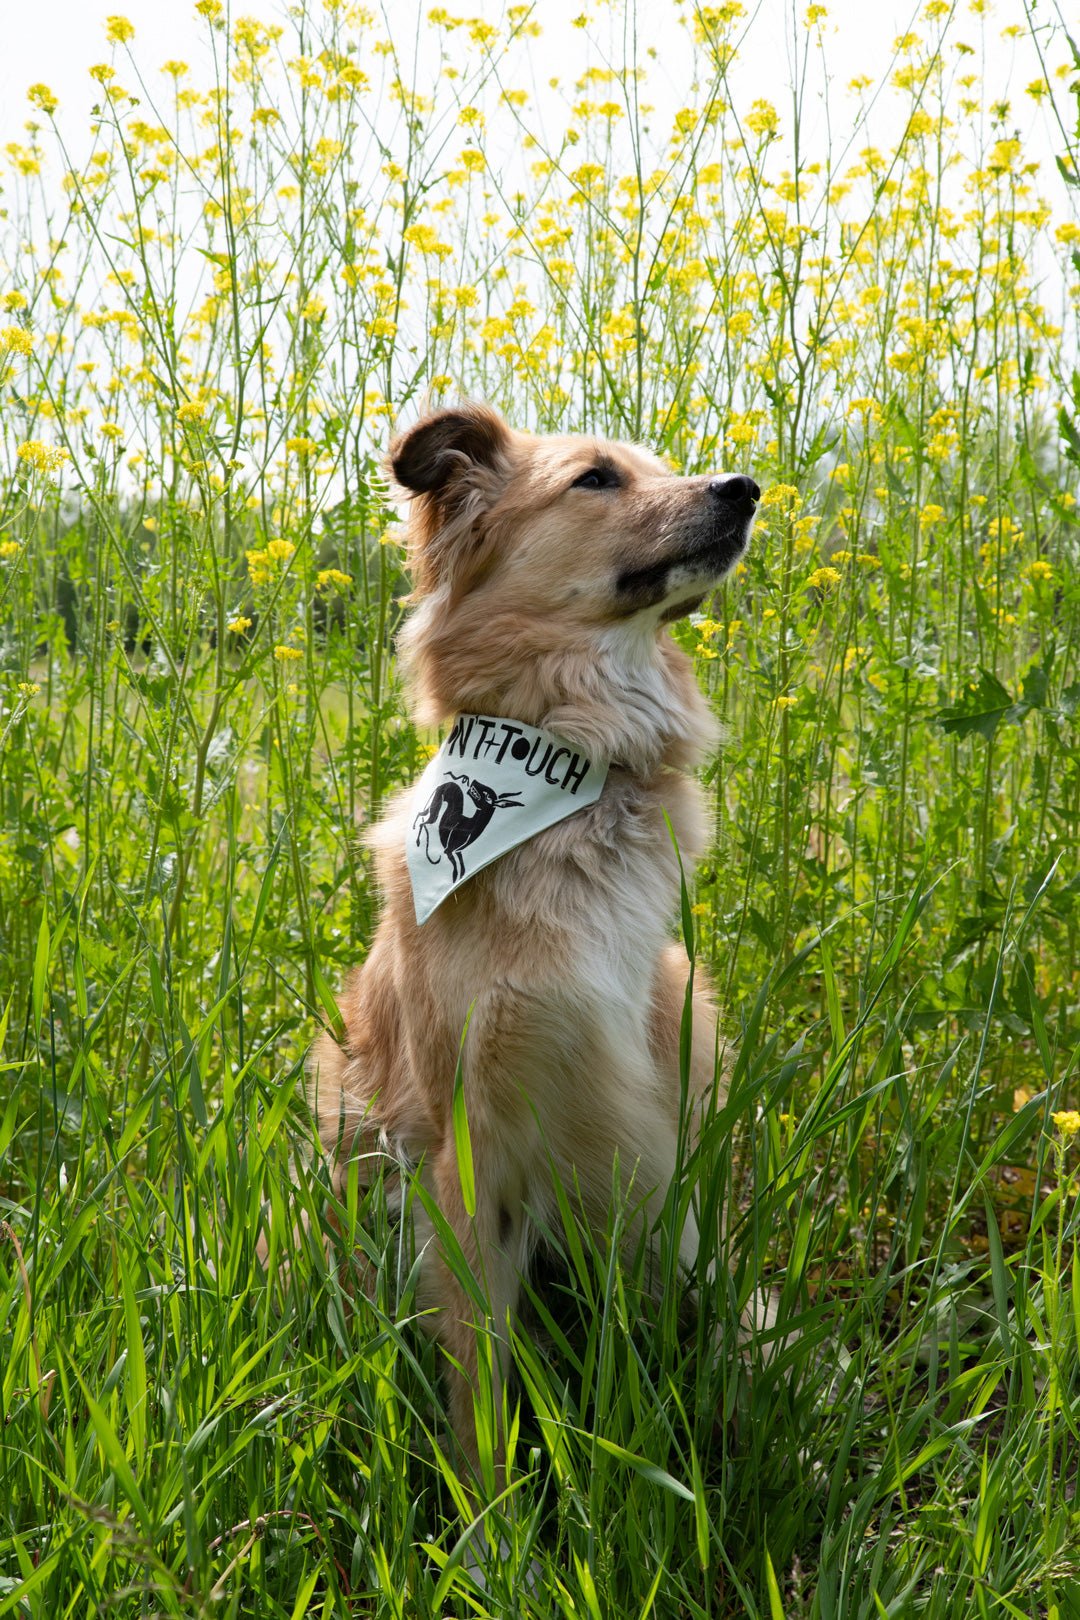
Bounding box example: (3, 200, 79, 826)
(709, 474, 760, 510)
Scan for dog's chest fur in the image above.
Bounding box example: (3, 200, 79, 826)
(366, 764, 706, 1180)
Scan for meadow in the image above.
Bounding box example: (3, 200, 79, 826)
(1, 0, 1080, 1613)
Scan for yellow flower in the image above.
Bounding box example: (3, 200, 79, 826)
(1052, 1111, 1080, 1138)
(247, 548, 271, 585)
(228, 615, 252, 634)
(1, 327, 32, 357)
(1026, 559, 1054, 583)
(3, 291, 27, 312)
(274, 644, 302, 662)
(746, 98, 779, 138)
(759, 483, 803, 513)
(17, 680, 40, 695)
(317, 567, 352, 590)
(16, 440, 69, 476)
(919, 504, 944, 528)
(807, 567, 841, 591)
(0, 539, 23, 559)
(300, 295, 326, 322)
(285, 436, 320, 458)
(27, 84, 58, 115)
(776, 694, 797, 709)
(177, 399, 205, 425)
(267, 538, 296, 563)
(100, 422, 124, 440)
(105, 15, 135, 42)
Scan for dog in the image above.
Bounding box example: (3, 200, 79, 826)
(308, 402, 759, 1478)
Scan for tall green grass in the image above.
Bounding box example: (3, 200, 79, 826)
(1, 1, 1079, 1614)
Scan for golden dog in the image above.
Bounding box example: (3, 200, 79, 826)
(309, 403, 759, 1472)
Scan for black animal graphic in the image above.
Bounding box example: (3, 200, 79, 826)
(413, 771, 523, 882)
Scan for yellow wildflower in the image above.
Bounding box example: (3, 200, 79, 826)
(105, 15, 135, 42)
(247, 548, 271, 585)
(746, 99, 779, 138)
(27, 84, 58, 115)
(0, 539, 23, 559)
(1052, 1111, 1080, 1137)
(228, 615, 253, 634)
(317, 568, 352, 590)
(807, 567, 841, 591)
(267, 538, 296, 562)
(274, 644, 302, 662)
(286, 436, 320, 458)
(759, 483, 803, 513)
(16, 440, 69, 476)
(1, 327, 32, 357)
(177, 400, 205, 425)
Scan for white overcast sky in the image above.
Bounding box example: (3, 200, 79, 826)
(0, 0, 1073, 224)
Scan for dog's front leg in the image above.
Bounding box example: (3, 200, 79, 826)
(427, 1139, 527, 1490)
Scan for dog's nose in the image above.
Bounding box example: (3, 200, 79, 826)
(709, 474, 760, 509)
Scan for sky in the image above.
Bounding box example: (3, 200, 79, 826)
(2, 0, 1072, 168)
(0, 0, 1073, 290)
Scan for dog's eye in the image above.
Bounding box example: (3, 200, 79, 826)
(571, 466, 620, 491)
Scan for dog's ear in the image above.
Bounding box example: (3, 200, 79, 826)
(390, 404, 512, 498)
(388, 404, 514, 594)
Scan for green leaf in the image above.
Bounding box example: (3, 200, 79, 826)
(120, 1262, 147, 1468)
(75, 1370, 153, 1538)
(821, 941, 845, 1054)
(1055, 154, 1079, 190)
(244, 815, 289, 971)
(934, 666, 1022, 742)
(32, 908, 50, 1029)
(765, 1548, 786, 1620)
(452, 1010, 476, 1220)
(982, 1193, 1012, 1357)
(311, 954, 345, 1039)
(590, 1434, 694, 1500)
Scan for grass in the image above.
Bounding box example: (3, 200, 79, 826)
(2, 0, 1080, 1613)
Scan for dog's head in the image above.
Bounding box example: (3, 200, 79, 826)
(389, 402, 756, 613)
(388, 403, 758, 765)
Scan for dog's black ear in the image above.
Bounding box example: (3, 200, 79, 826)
(388, 404, 514, 595)
(389, 404, 512, 500)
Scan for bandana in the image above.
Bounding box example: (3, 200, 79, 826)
(406, 713, 609, 924)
